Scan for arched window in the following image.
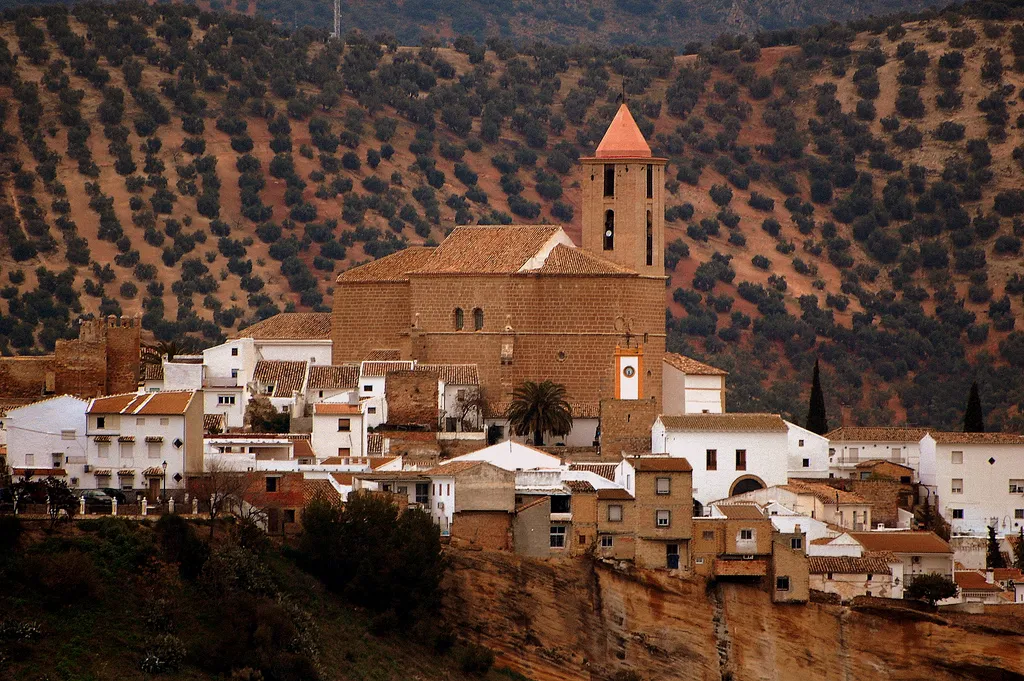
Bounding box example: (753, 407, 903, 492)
(604, 210, 614, 250)
(646, 164, 654, 199)
(646, 210, 653, 266)
(603, 165, 615, 197)
(473, 308, 484, 331)
(454, 308, 464, 331)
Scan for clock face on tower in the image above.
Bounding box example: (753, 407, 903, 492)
(623, 366, 636, 378)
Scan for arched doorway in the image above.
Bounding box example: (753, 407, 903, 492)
(730, 475, 766, 496)
(693, 499, 704, 518)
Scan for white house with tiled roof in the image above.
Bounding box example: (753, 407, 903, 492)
(662, 352, 727, 415)
(229, 312, 333, 364)
(825, 426, 933, 479)
(714, 480, 873, 531)
(653, 413, 791, 509)
(2, 395, 88, 485)
(311, 399, 366, 460)
(84, 391, 203, 499)
(920, 431, 1024, 536)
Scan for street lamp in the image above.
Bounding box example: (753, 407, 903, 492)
(161, 460, 167, 502)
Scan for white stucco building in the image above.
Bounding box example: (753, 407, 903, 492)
(714, 480, 873, 531)
(2, 395, 88, 482)
(786, 422, 830, 478)
(920, 431, 1024, 536)
(662, 353, 727, 415)
(311, 401, 365, 460)
(85, 391, 204, 499)
(652, 413, 789, 509)
(825, 427, 931, 479)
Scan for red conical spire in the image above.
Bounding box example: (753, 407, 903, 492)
(595, 104, 651, 159)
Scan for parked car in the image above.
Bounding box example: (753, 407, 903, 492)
(79, 489, 116, 510)
(101, 488, 127, 503)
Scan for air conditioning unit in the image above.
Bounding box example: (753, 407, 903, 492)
(84, 464, 91, 473)
(742, 554, 755, 560)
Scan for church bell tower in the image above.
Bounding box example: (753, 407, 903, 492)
(581, 104, 666, 278)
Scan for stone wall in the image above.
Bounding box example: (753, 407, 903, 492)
(332, 281, 411, 362)
(0, 357, 53, 398)
(384, 370, 438, 427)
(512, 497, 551, 559)
(452, 511, 512, 550)
(600, 398, 659, 459)
(850, 479, 910, 528)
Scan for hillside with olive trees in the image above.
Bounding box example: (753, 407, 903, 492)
(0, 1, 1023, 430)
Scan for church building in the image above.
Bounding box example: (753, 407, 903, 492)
(331, 105, 668, 416)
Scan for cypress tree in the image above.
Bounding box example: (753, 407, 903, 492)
(963, 381, 985, 433)
(987, 525, 1006, 569)
(1015, 527, 1024, 569)
(806, 358, 828, 435)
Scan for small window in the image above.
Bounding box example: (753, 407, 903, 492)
(952, 509, 966, 519)
(802, 458, 810, 468)
(266, 477, 278, 493)
(798, 439, 804, 447)
(603, 165, 615, 197)
(601, 535, 613, 548)
(550, 495, 571, 514)
(415, 482, 429, 505)
(655, 477, 671, 495)
(454, 307, 464, 331)
(951, 478, 963, 494)
(952, 451, 963, 464)
(218, 395, 235, 405)
(608, 504, 623, 522)
(735, 449, 746, 471)
(867, 574, 873, 581)
(97, 417, 106, 429)
(284, 509, 296, 523)
(52, 454, 62, 467)
(702, 530, 715, 541)
(695, 557, 705, 564)
(231, 347, 239, 356)
(740, 529, 753, 540)
(231, 369, 239, 379)
(645, 210, 653, 266)
(776, 577, 790, 592)
(337, 418, 351, 432)
(136, 418, 145, 426)
(367, 406, 377, 414)
(550, 525, 566, 548)
(791, 537, 803, 550)
(61, 429, 75, 440)
(473, 308, 484, 331)
(603, 209, 614, 250)
(656, 510, 671, 527)
(1015, 509, 1024, 519)
(646, 163, 653, 199)
(1009, 479, 1024, 493)
(160, 418, 169, 426)
(706, 449, 717, 471)
(363, 385, 373, 392)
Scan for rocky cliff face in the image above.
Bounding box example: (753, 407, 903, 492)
(443, 550, 1024, 681)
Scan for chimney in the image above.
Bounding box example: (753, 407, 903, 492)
(794, 524, 802, 534)
(985, 569, 994, 584)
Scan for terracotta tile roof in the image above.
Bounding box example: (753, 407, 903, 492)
(414, 364, 480, 386)
(994, 568, 1024, 582)
(931, 432, 1024, 445)
(597, 487, 634, 500)
(303, 479, 341, 504)
(629, 456, 692, 472)
(569, 463, 618, 481)
(367, 432, 384, 456)
(371, 456, 398, 469)
(361, 360, 415, 377)
(531, 244, 634, 275)
(825, 427, 929, 442)
(594, 104, 652, 159)
(716, 504, 765, 519)
(336, 246, 436, 283)
(204, 413, 226, 434)
(141, 363, 163, 381)
(92, 469, 111, 477)
(313, 402, 361, 415)
(854, 459, 914, 472)
(365, 349, 401, 361)
(782, 480, 869, 506)
(308, 365, 359, 390)
(331, 472, 354, 485)
(810, 537, 836, 545)
(142, 466, 165, 477)
(252, 360, 308, 397)
(413, 225, 564, 274)
(425, 460, 485, 476)
(715, 559, 768, 577)
(849, 531, 952, 555)
(12, 467, 66, 477)
(118, 436, 135, 443)
(955, 571, 1004, 592)
(293, 440, 315, 459)
(230, 312, 332, 340)
(88, 391, 196, 415)
(659, 413, 787, 433)
(808, 555, 894, 575)
(663, 352, 728, 376)
(565, 480, 596, 494)
(145, 436, 163, 443)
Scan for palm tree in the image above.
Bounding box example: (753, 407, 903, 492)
(505, 380, 573, 446)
